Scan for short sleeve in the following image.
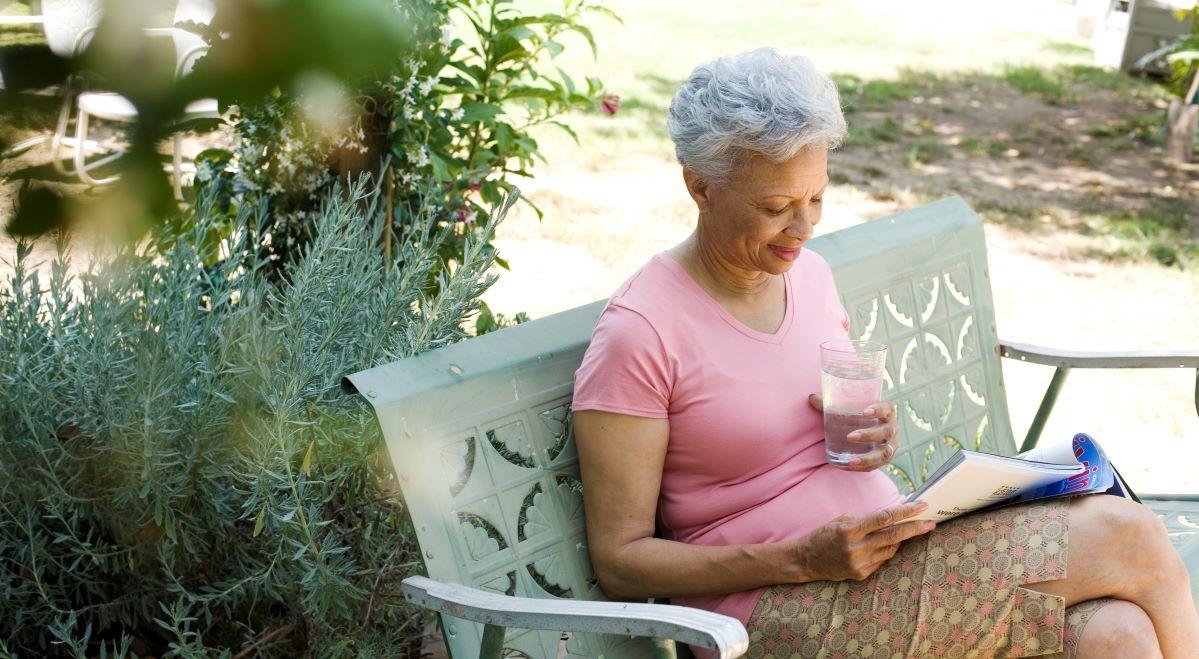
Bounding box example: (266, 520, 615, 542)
(830, 283, 851, 334)
(571, 303, 672, 419)
(812, 253, 851, 334)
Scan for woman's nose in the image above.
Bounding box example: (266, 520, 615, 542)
(786, 213, 814, 241)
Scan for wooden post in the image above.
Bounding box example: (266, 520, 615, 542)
(1164, 69, 1199, 163)
(1164, 100, 1199, 162)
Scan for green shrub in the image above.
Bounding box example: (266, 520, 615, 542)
(0, 181, 514, 656)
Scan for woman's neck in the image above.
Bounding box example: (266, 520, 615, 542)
(675, 229, 774, 302)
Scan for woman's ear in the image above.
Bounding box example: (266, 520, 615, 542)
(682, 167, 711, 213)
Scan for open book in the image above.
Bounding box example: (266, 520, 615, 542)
(904, 433, 1138, 523)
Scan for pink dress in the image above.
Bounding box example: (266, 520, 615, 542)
(571, 250, 904, 659)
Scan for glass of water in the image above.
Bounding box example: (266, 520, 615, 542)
(819, 339, 888, 467)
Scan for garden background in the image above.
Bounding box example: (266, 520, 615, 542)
(1, 0, 1197, 656)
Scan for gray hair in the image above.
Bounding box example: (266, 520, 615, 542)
(667, 47, 847, 184)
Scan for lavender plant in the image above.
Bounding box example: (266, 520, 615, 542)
(0, 181, 515, 656)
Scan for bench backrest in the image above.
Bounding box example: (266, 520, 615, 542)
(347, 195, 1015, 659)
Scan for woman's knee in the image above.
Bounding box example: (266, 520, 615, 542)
(1074, 600, 1161, 659)
(1073, 496, 1184, 595)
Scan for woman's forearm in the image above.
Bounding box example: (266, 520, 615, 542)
(596, 536, 806, 601)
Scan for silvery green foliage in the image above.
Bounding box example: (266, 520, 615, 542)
(0, 181, 515, 656)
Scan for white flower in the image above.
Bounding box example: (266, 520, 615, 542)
(403, 105, 421, 120)
(419, 76, 436, 96)
(195, 160, 214, 183)
(450, 107, 464, 121)
(406, 147, 430, 168)
(440, 25, 453, 50)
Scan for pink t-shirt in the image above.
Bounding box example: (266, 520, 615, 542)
(571, 250, 904, 659)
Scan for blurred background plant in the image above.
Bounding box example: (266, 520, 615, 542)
(1136, 5, 1199, 99)
(0, 181, 515, 657)
(1, 0, 618, 332)
(206, 0, 618, 316)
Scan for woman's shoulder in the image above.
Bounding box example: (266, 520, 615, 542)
(606, 252, 689, 313)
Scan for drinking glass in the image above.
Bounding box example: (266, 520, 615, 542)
(820, 339, 888, 466)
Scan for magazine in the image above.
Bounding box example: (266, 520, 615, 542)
(903, 433, 1138, 523)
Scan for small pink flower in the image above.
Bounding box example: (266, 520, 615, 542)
(945, 569, 961, 587)
(601, 92, 620, 115)
(469, 182, 481, 192)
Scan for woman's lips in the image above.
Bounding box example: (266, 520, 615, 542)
(769, 245, 801, 261)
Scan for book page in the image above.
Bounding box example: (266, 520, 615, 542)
(1016, 437, 1078, 464)
(905, 460, 1082, 523)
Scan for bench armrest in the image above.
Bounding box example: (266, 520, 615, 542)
(998, 340, 1199, 369)
(998, 339, 1199, 455)
(401, 575, 749, 659)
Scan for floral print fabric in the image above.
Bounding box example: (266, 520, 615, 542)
(745, 499, 1115, 658)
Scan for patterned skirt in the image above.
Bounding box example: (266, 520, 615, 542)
(744, 499, 1117, 658)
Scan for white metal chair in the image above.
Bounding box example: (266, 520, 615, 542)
(1, 0, 104, 168)
(72, 0, 220, 199)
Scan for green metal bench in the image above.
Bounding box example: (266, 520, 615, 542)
(346, 196, 1199, 659)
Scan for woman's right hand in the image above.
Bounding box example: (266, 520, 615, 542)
(790, 501, 936, 582)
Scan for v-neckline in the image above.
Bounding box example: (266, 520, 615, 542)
(655, 252, 795, 345)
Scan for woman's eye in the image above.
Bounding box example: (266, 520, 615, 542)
(812, 198, 823, 204)
(766, 207, 787, 215)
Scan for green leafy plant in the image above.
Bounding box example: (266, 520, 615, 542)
(0, 181, 514, 656)
(2, 0, 418, 239)
(191, 0, 613, 330)
(202, 0, 617, 330)
(1135, 7, 1199, 100)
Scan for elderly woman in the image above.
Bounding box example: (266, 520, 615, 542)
(570, 48, 1198, 659)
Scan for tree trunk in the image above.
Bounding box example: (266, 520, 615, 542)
(1163, 100, 1198, 163)
(329, 99, 391, 185)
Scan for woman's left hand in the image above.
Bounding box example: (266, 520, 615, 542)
(808, 394, 900, 472)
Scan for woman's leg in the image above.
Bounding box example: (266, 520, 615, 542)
(1067, 599, 1161, 658)
(1025, 495, 1198, 658)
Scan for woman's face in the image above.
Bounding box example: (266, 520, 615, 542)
(686, 146, 829, 276)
